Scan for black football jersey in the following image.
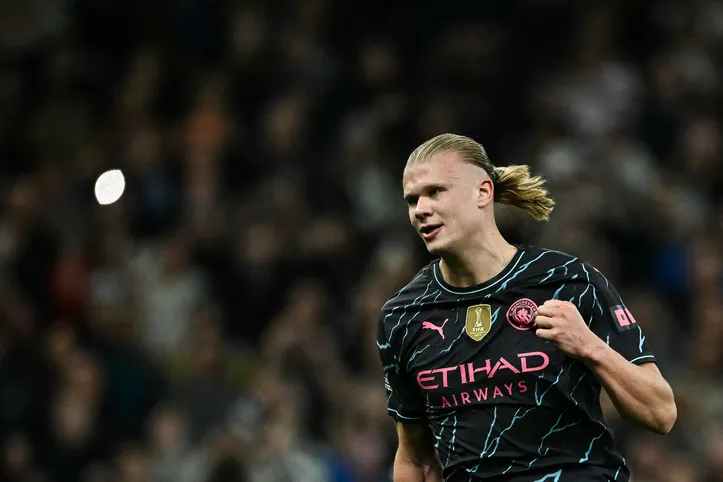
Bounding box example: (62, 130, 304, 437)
(377, 245, 656, 482)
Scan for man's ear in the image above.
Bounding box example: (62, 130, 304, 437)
(477, 178, 494, 208)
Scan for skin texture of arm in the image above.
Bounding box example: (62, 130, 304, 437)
(393, 421, 445, 482)
(583, 346, 676, 434)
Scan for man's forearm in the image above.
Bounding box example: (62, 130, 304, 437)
(394, 457, 444, 482)
(582, 341, 676, 434)
(392, 420, 444, 482)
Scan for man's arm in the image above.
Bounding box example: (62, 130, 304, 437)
(393, 421, 444, 482)
(535, 300, 677, 434)
(582, 344, 676, 434)
(378, 303, 443, 480)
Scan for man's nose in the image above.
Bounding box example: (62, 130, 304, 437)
(414, 198, 432, 220)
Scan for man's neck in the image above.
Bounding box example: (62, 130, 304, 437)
(439, 230, 518, 288)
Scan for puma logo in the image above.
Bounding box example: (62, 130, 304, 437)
(422, 318, 449, 340)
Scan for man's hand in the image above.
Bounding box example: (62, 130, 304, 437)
(534, 300, 603, 358)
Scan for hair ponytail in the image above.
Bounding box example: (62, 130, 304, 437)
(407, 133, 555, 221)
(492, 165, 555, 221)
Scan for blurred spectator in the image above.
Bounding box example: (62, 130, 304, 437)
(146, 402, 209, 482)
(130, 230, 208, 362)
(0, 1, 721, 481)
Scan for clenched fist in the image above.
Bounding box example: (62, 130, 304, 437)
(534, 300, 603, 359)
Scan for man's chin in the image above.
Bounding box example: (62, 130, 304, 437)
(424, 239, 448, 256)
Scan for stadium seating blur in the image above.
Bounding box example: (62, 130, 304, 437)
(0, 1, 721, 481)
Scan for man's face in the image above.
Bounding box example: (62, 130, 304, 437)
(402, 152, 490, 256)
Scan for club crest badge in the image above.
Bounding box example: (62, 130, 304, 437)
(465, 304, 491, 342)
(506, 298, 538, 330)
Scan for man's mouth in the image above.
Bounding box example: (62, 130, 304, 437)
(421, 224, 443, 239)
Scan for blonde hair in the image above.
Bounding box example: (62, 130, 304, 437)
(406, 133, 555, 221)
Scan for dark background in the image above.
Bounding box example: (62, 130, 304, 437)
(0, 0, 721, 481)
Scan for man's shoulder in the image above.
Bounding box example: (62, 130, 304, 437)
(380, 261, 436, 315)
(525, 245, 612, 286)
(524, 245, 579, 267)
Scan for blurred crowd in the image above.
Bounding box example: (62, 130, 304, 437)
(0, 0, 722, 481)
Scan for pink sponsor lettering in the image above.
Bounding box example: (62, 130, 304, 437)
(416, 352, 551, 391)
(417, 370, 438, 390)
(467, 359, 492, 383)
(437, 367, 457, 388)
(489, 357, 521, 378)
(437, 381, 530, 409)
(518, 351, 549, 372)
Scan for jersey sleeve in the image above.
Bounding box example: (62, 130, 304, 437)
(582, 265, 657, 365)
(377, 309, 426, 423)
